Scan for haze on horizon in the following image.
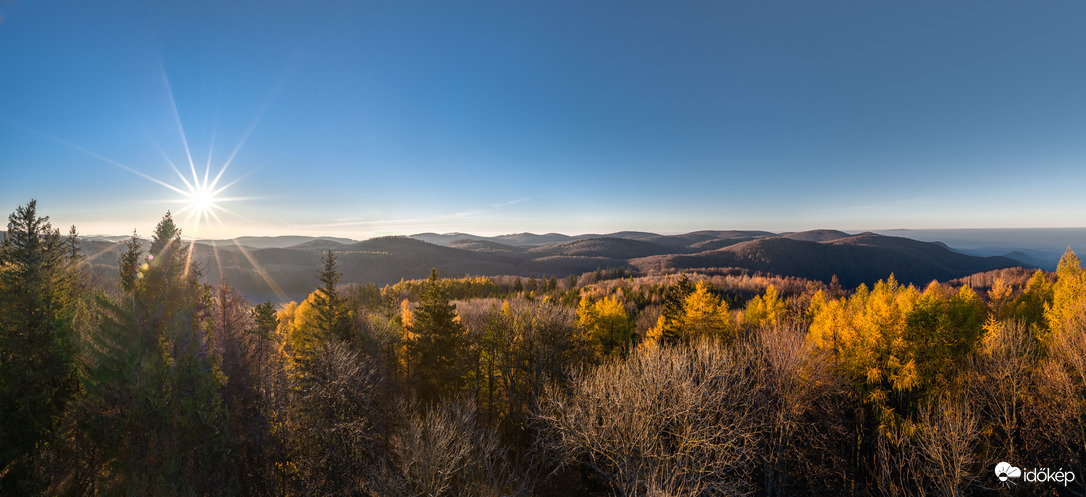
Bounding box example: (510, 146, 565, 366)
(2, 1, 1085, 240)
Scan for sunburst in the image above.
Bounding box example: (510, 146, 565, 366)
(171, 162, 239, 236)
(157, 67, 256, 238)
(19, 64, 287, 300)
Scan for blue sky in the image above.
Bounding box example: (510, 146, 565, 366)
(2, 1, 1084, 239)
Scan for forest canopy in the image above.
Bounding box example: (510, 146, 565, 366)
(1, 201, 1084, 496)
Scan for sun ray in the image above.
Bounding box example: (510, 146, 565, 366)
(231, 240, 287, 302)
(211, 242, 225, 285)
(183, 237, 198, 278)
(206, 207, 225, 227)
(150, 139, 198, 193)
(159, 63, 200, 191)
(85, 241, 127, 266)
(19, 125, 192, 198)
(209, 168, 259, 197)
(208, 203, 263, 227)
(209, 59, 292, 191)
(204, 120, 217, 190)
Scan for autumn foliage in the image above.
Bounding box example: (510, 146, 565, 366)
(3, 201, 1085, 496)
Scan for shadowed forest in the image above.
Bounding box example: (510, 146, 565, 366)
(2, 200, 1085, 496)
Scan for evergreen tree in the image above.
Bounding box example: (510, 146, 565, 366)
(118, 230, 142, 316)
(83, 212, 235, 494)
(251, 302, 279, 341)
(0, 200, 81, 493)
(408, 269, 468, 402)
(65, 225, 82, 264)
(118, 230, 142, 294)
(312, 250, 351, 343)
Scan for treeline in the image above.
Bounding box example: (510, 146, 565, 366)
(1, 200, 1085, 496)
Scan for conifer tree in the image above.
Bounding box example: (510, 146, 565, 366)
(83, 212, 234, 494)
(251, 302, 279, 341)
(312, 250, 351, 343)
(118, 230, 142, 316)
(118, 230, 142, 294)
(65, 225, 82, 264)
(408, 268, 468, 402)
(0, 200, 80, 493)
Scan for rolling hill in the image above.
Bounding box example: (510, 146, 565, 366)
(783, 229, 853, 242)
(75, 229, 1031, 303)
(630, 234, 1023, 288)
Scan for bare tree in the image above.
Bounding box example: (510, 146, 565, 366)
(917, 397, 980, 497)
(967, 320, 1035, 460)
(1020, 307, 1086, 493)
(874, 421, 928, 497)
(748, 323, 850, 496)
(289, 340, 390, 496)
(536, 340, 762, 496)
(375, 397, 528, 497)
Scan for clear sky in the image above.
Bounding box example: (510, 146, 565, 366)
(2, 1, 1084, 240)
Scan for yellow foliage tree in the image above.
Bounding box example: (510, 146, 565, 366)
(285, 292, 322, 368)
(1011, 270, 1053, 333)
(577, 294, 634, 360)
(401, 298, 415, 338)
(679, 281, 736, 343)
(742, 284, 787, 328)
(809, 275, 987, 429)
(1045, 248, 1086, 346)
(398, 298, 415, 378)
(808, 277, 920, 427)
(987, 278, 1013, 318)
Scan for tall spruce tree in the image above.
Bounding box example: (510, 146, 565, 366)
(408, 268, 468, 402)
(65, 225, 82, 264)
(0, 200, 80, 493)
(118, 230, 142, 315)
(312, 250, 351, 343)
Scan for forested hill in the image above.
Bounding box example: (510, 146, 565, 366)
(72, 229, 1027, 302)
(630, 233, 1022, 288)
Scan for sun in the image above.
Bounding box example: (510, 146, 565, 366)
(186, 186, 216, 219)
(172, 165, 240, 236)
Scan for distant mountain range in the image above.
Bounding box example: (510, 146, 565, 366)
(871, 228, 1086, 270)
(73, 229, 1032, 303)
